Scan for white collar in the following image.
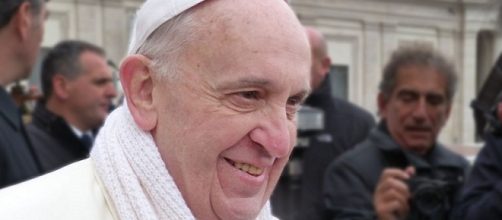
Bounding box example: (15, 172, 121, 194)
(69, 124, 92, 139)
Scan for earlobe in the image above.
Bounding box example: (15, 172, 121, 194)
(120, 55, 158, 131)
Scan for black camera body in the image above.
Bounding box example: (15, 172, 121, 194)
(407, 170, 463, 220)
(408, 177, 452, 220)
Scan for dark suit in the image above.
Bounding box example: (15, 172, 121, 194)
(297, 77, 376, 220)
(0, 87, 42, 188)
(452, 134, 502, 220)
(27, 102, 93, 173)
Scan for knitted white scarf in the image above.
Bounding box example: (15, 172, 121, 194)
(90, 104, 276, 220)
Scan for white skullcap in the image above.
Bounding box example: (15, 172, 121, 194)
(127, 0, 204, 55)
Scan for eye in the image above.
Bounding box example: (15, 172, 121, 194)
(239, 91, 260, 100)
(427, 94, 445, 106)
(93, 78, 113, 87)
(287, 96, 303, 107)
(227, 90, 264, 111)
(397, 91, 418, 103)
(286, 96, 304, 120)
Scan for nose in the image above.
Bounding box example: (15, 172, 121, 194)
(249, 107, 292, 159)
(412, 98, 427, 122)
(105, 83, 118, 99)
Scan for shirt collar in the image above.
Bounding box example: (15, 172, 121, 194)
(69, 124, 92, 139)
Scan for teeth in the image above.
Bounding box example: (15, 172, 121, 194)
(234, 162, 263, 176)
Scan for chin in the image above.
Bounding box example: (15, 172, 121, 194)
(220, 206, 261, 220)
(407, 143, 431, 154)
(212, 196, 266, 220)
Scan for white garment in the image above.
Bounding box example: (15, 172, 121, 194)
(91, 104, 277, 220)
(0, 159, 116, 220)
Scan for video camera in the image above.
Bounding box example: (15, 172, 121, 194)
(472, 54, 502, 138)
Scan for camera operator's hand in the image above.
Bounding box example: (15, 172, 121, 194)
(374, 166, 415, 220)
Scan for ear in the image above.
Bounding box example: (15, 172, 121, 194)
(120, 55, 157, 131)
(52, 75, 70, 100)
(377, 93, 387, 118)
(11, 2, 33, 42)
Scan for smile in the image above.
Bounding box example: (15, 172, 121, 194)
(225, 158, 264, 177)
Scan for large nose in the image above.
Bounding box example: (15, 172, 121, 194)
(412, 97, 428, 122)
(105, 82, 118, 99)
(249, 106, 292, 158)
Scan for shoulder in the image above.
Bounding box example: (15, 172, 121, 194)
(334, 97, 373, 115)
(327, 140, 383, 177)
(432, 144, 469, 173)
(332, 98, 375, 125)
(0, 159, 115, 220)
(335, 139, 380, 164)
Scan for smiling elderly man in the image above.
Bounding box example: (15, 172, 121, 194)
(0, 0, 311, 219)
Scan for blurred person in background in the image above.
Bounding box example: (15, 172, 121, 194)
(0, 0, 311, 219)
(324, 45, 469, 220)
(27, 40, 117, 173)
(451, 4, 502, 218)
(297, 26, 375, 220)
(452, 102, 502, 220)
(0, 0, 48, 188)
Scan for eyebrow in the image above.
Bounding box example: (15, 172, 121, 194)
(217, 76, 310, 98)
(216, 77, 271, 91)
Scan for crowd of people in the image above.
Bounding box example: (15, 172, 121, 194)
(0, 0, 502, 220)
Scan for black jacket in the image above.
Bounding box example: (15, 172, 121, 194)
(452, 134, 502, 220)
(27, 102, 92, 173)
(298, 78, 375, 220)
(0, 87, 41, 188)
(324, 123, 469, 220)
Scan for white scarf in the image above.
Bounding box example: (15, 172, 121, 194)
(90, 105, 276, 220)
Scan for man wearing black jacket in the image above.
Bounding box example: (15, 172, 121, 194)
(27, 40, 117, 173)
(0, 0, 48, 188)
(452, 103, 502, 220)
(297, 27, 375, 220)
(324, 46, 469, 220)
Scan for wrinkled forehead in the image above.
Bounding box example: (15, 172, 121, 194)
(178, 0, 311, 92)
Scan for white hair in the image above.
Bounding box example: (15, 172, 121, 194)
(136, 10, 199, 81)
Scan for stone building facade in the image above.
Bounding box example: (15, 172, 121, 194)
(42, 0, 143, 64)
(40, 0, 501, 153)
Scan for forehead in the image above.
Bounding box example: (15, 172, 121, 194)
(79, 51, 110, 74)
(392, 65, 447, 96)
(177, 1, 311, 94)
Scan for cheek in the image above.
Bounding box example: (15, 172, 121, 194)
(288, 124, 297, 153)
(430, 109, 448, 127)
